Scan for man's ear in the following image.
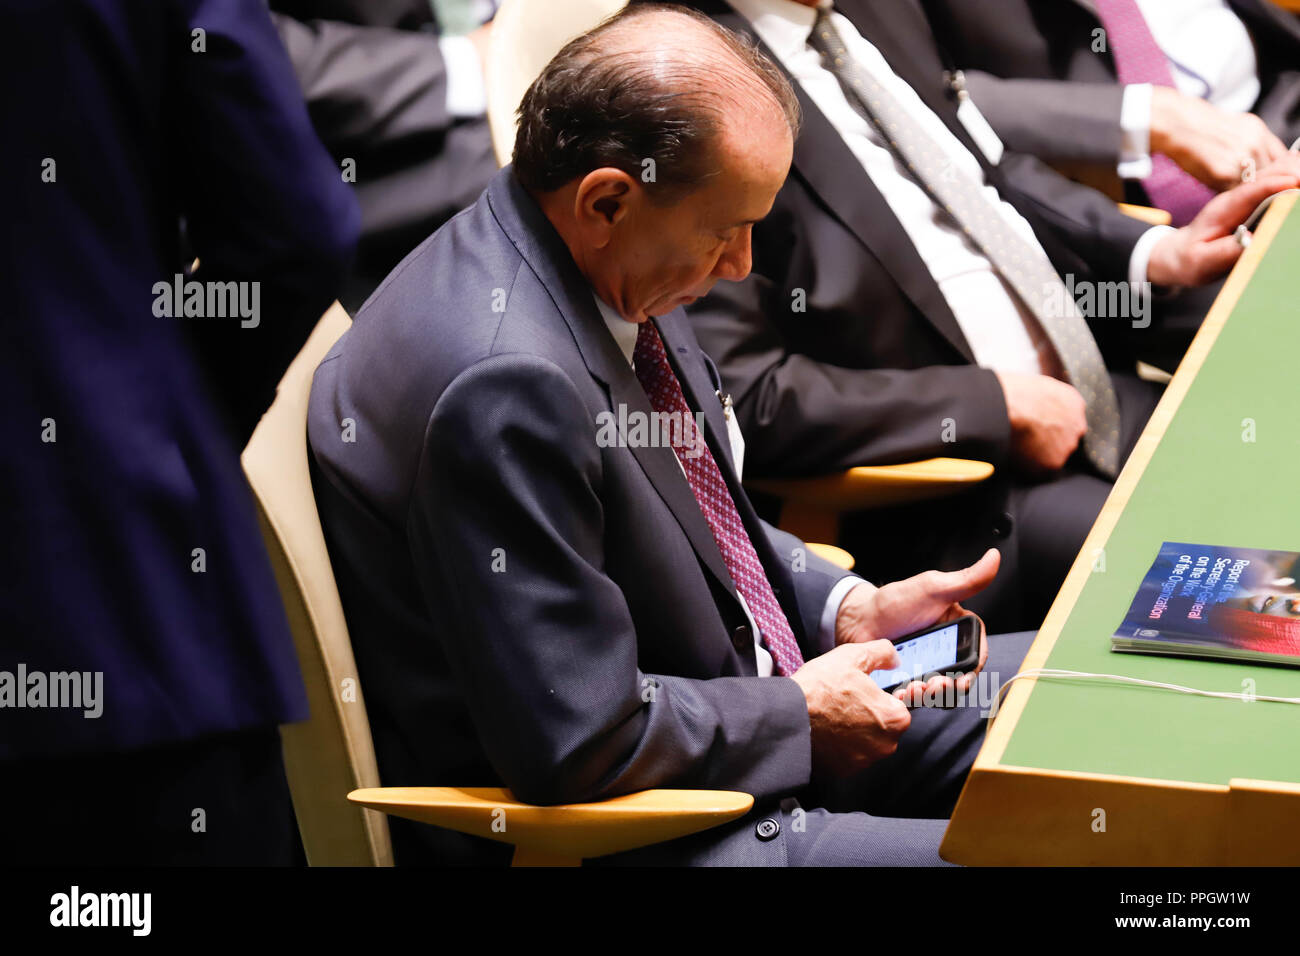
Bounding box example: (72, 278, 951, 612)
(573, 168, 638, 248)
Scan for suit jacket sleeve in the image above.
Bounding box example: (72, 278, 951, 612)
(269, 12, 496, 274)
(762, 522, 858, 657)
(690, 269, 1014, 476)
(995, 150, 1152, 283)
(270, 13, 455, 151)
(407, 352, 815, 806)
(964, 70, 1126, 166)
(178, 0, 359, 441)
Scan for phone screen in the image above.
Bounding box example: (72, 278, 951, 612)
(869, 622, 960, 690)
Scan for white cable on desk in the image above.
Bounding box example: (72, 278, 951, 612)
(986, 667, 1300, 725)
(1234, 188, 1300, 247)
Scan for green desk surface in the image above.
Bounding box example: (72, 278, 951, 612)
(999, 200, 1300, 786)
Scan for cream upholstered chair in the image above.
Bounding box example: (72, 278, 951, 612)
(486, 0, 628, 165)
(243, 303, 391, 865)
(243, 304, 752, 866)
(485, 0, 995, 560)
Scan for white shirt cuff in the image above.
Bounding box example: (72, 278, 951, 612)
(438, 35, 488, 119)
(1118, 83, 1154, 181)
(818, 575, 869, 649)
(1129, 224, 1178, 286)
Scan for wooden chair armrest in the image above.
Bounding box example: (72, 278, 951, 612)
(348, 786, 753, 866)
(747, 457, 994, 510)
(807, 543, 855, 570)
(1135, 359, 1173, 385)
(1117, 203, 1173, 227)
(747, 457, 994, 544)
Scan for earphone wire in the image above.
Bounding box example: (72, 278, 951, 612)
(984, 667, 1300, 731)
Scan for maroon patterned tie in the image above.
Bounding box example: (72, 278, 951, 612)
(1094, 0, 1217, 225)
(632, 321, 805, 676)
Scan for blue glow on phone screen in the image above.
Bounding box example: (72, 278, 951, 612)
(869, 623, 959, 689)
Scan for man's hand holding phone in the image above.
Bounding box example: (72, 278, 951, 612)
(834, 548, 997, 692)
(793, 550, 998, 775)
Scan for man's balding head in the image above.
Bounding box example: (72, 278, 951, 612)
(513, 3, 800, 201)
(515, 3, 798, 323)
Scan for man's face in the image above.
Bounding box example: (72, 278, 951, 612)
(1246, 590, 1300, 618)
(597, 119, 793, 322)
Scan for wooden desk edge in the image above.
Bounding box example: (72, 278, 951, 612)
(941, 193, 1299, 863)
(941, 763, 1300, 865)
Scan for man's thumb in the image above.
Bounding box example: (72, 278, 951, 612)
(941, 548, 1001, 602)
(854, 638, 900, 674)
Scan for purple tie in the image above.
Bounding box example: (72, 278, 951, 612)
(1094, 0, 1216, 225)
(633, 321, 805, 676)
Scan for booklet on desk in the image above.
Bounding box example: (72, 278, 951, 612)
(1112, 542, 1300, 665)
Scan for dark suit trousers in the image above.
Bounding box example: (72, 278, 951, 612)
(0, 726, 302, 866)
(589, 629, 1035, 865)
(843, 372, 1164, 633)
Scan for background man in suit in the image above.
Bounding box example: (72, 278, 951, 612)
(1, 0, 358, 863)
(309, 3, 1034, 866)
(271, 0, 499, 308)
(923, 0, 1300, 223)
(678, 0, 1300, 631)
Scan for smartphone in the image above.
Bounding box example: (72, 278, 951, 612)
(868, 614, 981, 693)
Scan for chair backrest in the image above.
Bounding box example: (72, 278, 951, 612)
(241, 302, 393, 866)
(486, 0, 629, 165)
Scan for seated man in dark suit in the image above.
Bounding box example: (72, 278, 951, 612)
(676, 0, 1300, 631)
(308, 2, 1034, 866)
(923, 0, 1300, 223)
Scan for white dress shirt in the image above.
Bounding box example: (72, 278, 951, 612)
(1117, 0, 1262, 180)
(438, 35, 488, 118)
(593, 293, 862, 676)
(728, 0, 1163, 375)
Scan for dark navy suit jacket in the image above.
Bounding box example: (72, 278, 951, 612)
(308, 168, 853, 864)
(1, 0, 358, 758)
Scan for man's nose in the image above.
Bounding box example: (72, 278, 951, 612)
(713, 227, 753, 282)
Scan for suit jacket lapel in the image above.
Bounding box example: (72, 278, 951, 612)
(487, 171, 745, 608)
(656, 309, 810, 645)
(605, 356, 744, 607)
(654, 310, 733, 470)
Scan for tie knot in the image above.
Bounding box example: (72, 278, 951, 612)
(808, 5, 842, 55)
(633, 319, 668, 382)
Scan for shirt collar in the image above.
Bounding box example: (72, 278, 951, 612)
(726, 0, 830, 60)
(591, 292, 640, 366)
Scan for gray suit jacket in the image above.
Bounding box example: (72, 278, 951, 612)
(271, 1, 497, 306)
(307, 167, 853, 864)
(923, 0, 1300, 179)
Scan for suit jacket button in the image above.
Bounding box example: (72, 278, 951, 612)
(755, 817, 781, 841)
(731, 624, 752, 652)
(992, 511, 1014, 539)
